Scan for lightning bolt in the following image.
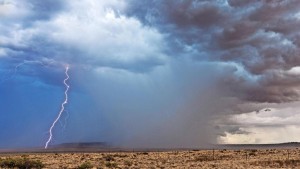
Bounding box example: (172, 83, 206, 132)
(45, 65, 70, 149)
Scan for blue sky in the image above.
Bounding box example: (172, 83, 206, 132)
(1, 0, 300, 148)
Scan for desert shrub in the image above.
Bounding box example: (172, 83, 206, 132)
(219, 150, 224, 153)
(103, 155, 115, 161)
(105, 161, 118, 168)
(113, 154, 127, 158)
(194, 156, 214, 162)
(0, 158, 16, 168)
(124, 160, 133, 166)
(251, 159, 300, 167)
(0, 157, 44, 169)
(218, 154, 233, 160)
(21, 155, 29, 158)
(59, 165, 68, 169)
(248, 152, 255, 156)
(77, 161, 93, 169)
(161, 159, 167, 164)
(249, 150, 257, 156)
(280, 159, 300, 167)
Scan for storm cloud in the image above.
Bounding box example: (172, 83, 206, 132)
(1, 0, 300, 148)
(127, 0, 300, 103)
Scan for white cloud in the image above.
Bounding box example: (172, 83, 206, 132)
(220, 125, 300, 144)
(43, 0, 167, 68)
(231, 105, 300, 126)
(0, 0, 167, 72)
(0, 0, 30, 20)
(219, 102, 300, 144)
(288, 66, 300, 75)
(0, 24, 36, 47)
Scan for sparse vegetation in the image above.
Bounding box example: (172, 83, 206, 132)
(1, 149, 300, 168)
(248, 149, 257, 156)
(103, 155, 115, 161)
(0, 157, 44, 169)
(124, 160, 133, 166)
(105, 161, 118, 168)
(194, 156, 214, 162)
(77, 161, 93, 169)
(251, 159, 300, 168)
(140, 152, 149, 155)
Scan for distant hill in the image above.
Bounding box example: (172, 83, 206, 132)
(0, 142, 118, 153)
(217, 142, 300, 149)
(44, 142, 123, 152)
(51, 142, 108, 149)
(1, 142, 300, 153)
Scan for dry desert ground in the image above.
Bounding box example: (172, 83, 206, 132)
(1, 149, 300, 168)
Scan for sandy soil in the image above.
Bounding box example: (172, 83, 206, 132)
(1, 149, 300, 168)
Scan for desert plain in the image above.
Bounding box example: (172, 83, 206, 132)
(1, 148, 300, 168)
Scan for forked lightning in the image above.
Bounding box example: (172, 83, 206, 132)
(45, 65, 70, 149)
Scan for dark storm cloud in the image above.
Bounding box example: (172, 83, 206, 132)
(127, 0, 229, 27)
(227, 0, 258, 7)
(164, 1, 228, 28)
(127, 0, 300, 103)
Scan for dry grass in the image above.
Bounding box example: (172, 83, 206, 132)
(1, 149, 300, 168)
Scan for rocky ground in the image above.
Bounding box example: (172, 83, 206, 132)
(1, 149, 300, 168)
